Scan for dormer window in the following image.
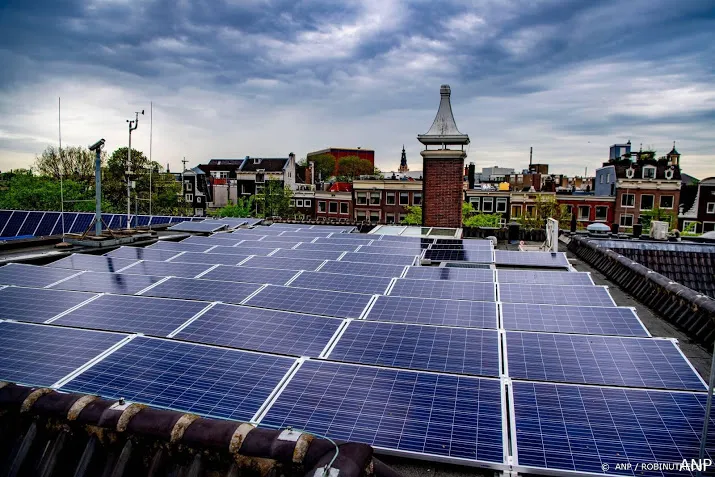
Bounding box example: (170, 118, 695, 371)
(253, 158, 261, 165)
(664, 169, 674, 180)
(626, 168, 635, 179)
(643, 166, 656, 179)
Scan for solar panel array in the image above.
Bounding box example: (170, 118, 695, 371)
(0, 224, 712, 475)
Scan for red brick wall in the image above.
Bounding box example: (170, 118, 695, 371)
(422, 158, 464, 228)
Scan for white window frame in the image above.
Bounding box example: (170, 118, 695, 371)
(398, 214, 406, 223)
(318, 201, 326, 213)
(329, 202, 338, 214)
(386, 192, 396, 205)
(304, 199, 311, 207)
(253, 158, 260, 164)
(255, 173, 265, 184)
(296, 199, 303, 207)
(399, 192, 409, 205)
(510, 204, 522, 217)
(659, 195, 674, 209)
(496, 198, 507, 213)
(606, 173, 611, 182)
(595, 206, 608, 221)
(370, 192, 381, 205)
(289, 199, 296, 207)
(482, 198, 494, 212)
(470, 197, 481, 211)
(621, 193, 635, 207)
(683, 220, 699, 233)
(255, 185, 265, 195)
(340, 202, 349, 215)
(707, 203, 715, 214)
(196, 196, 202, 203)
(642, 165, 656, 179)
(619, 214, 634, 227)
(703, 222, 715, 233)
(599, 175, 604, 184)
(369, 210, 380, 223)
(356, 192, 368, 205)
(578, 205, 590, 221)
(640, 194, 654, 211)
(413, 192, 422, 206)
(185, 194, 193, 202)
(386, 213, 395, 224)
(184, 181, 193, 192)
(195, 208, 203, 216)
(356, 210, 367, 221)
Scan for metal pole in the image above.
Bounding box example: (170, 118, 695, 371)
(127, 124, 131, 227)
(58, 97, 65, 240)
(149, 102, 153, 221)
(94, 148, 102, 236)
(698, 350, 715, 476)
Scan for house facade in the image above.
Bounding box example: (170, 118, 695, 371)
(353, 179, 423, 224)
(680, 177, 715, 233)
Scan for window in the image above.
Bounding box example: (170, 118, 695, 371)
(253, 158, 260, 164)
(600, 175, 604, 184)
(370, 192, 381, 205)
(184, 181, 192, 192)
(255, 185, 264, 195)
(707, 203, 715, 214)
(289, 199, 295, 207)
(185, 194, 193, 202)
(640, 194, 654, 210)
(659, 195, 674, 209)
(704, 222, 715, 233)
(356, 192, 367, 205)
(511, 205, 522, 217)
(413, 192, 422, 206)
(621, 193, 635, 207)
(683, 221, 700, 234)
(356, 210, 366, 221)
(369, 211, 380, 223)
(526, 205, 536, 217)
(255, 173, 265, 183)
(564, 204, 573, 216)
(578, 205, 590, 221)
(482, 198, 494, 212)
(643, 166, 656, 179)
(304, 200, 311, 207)
(296, 199, 303, 207)
(196, 196, 202, 203)
(340, 202, 349, 215)
(318, 201, 326, 213)
(398, 214, 406, 223)
(211, 171, 229, 179)
(595, 206, 608, 221)
(470, 197, 481, 211)
(496, 198, 507, 213)
(195, 208, 203, 216)
(386, 192, 396, 205)
(329, 202, 338, 214)
(386, 214, 395, 224)
(399, 192, 409, 205)
(620, 214, 634, 227)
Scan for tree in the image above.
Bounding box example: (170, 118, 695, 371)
(337, 156, 374, 182)
(401, 206, 422, 225)
(34, 145, 104, 185)
(639, 207, 676, 231)
(257, 180, 293, 218)
(0, 173, 97, 212)
(213, 196, 255, 218)
(310, 154, 337, 181)
(517, 194, 562, 229)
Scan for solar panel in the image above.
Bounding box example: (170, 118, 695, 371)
(316, 235, 374, 243)
(1, 211, 27, 236)
(295, 242, 359, 252)
(200, 265, 298, 285)
(61, 336, 296, 422)
(141, 276, 263, 304)
(148, 241, 217, 253)
(0, 263, 80, 287)
(390, 278, 496, 302)
(149, 216, 171, 225)
(271, 248, 345, 261)
(378, 235, 430, 243)
(241, 256, 326, 271)
(422, 249, 494, 263)
(0, 210, 13, 234)
(51, 271, 164, 294)
(35, 212, 60, 236)
(497, 270, 593, 285)
(365, 296, 498, 329)
(318, 261, 406, 278)
(245, 285, 372, 318)
(501, 303, 649, 336)
(105, 246, 180, 262)
(182, 235, 245, 245)
(176, 303, 342, 356)
(48, 254, 139, 273)
(499, 283, 615, 306)
(357, 244, 426, 256)
(494, 250, 570, 269)
(328, 322, 500, 377)
(173, 252, 248, 265)
(17, 211, 44, 235)
(278, 231, 333, 238)
(341, 252, 417, 266)
(168, 221, 227, 232)
(0, 286, 97, 323)
(404, 267, 494, 282)
(260, 360, 504, 464)
(0, 321, 126, 387)
(511, 381, 715, 475)
(429, 243, 494, 250)
(506, 332, 704, 390)
(290, 271, 392, 295)
(244, 235, 304, 244)
(212, 245, 276, 256)
(55, 294, 208, 336)
(120, 260, 213, 278)
(232, 239, 302, 249)
(70, 213, 94, 233)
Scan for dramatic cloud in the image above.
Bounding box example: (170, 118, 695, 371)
(1, 0, 713, 178)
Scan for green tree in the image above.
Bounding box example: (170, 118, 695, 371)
(213, 196, 255, 218)
(34, 145, 105, 185)
(257, 180, 293, 218)
(337, 156, 374, 182)
(639, 208, 676, 231)
(310, 154, 337, 181)
(0, 173, 98, 212)
(517, 194, 562, 229)
(401, 205, 422, 225)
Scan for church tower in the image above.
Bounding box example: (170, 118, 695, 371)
(417, 85, 470, 228)
(398, 145, 409, 172)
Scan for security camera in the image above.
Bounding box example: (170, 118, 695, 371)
(89, 138, 106, 152)
(141, 110, 145, 115)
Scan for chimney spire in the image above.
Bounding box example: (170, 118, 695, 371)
(417, 85, 469, 147)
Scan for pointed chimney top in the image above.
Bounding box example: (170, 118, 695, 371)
(418, 84, 470, 146)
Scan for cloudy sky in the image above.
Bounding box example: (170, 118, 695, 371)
(1, 0, 713, 178)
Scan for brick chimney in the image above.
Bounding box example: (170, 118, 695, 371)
(417, 85, 470, 228)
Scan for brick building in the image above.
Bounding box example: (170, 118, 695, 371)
(306, 147, 375, 177)
(353, 179, 423, 224)
(556, 194, 616, 226)
(417, 85, 470, 228)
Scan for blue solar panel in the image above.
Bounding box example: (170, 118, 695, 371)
(0, 263, 79, 287)
(141, 277, 263, 304)
(149, 241, 217, 253)
(136, 215, 150, 226)
(70, 213, 94, 233)
(390, 278, 496, 302)
(212, 245, 276, 256)
(295, 242, 359, 252)
(149, 216, 171, 225)
(318, 261, 406, 278)
(176, 304, 341, 356)
(245, 285, 372, 318)
(0, 210, 12, 234)
(232, 239, 301, 249)
(341, 252, 417, 266)
(177, 251, 251, 265)
(365, 296, 498, 328)
(2, 211, 27, 236)
(48, 254, 139, 273)
(245, 235, 302, 243)
(497, 270, 593, 285)
(200, 265, 297, 285)
(271, 248, 345, 261)
(0, 286, 97, 323)
(277, 231, 333, 239)
(105, 246, 180, 261)
(404, 267, 494, 282)
(61, 336, 296, 422)
(241, 256, 326, 271)
(422, 249, 494, 263)
(357, 245, 426, 256)
(121, 260, 213, 278)
(55, 294, 208, 336)
(429, 243, 493, 250)
(290, 271, 392, 295)
(316, 235, 374, 244)
(261, 360, 504, 464)
(501, 303, 649, 336)
(512, 382, 715, 475)
(51, 213, 77, 235)
(499, 283, 615, 306)
(494, 250, 570, 268)
(168, 222, 227, 232)
(0, 321, 126, 387)
(35, 212, 60, 236)
(51, 271, 164, 294)
(113, 215, 129, 229)
(182, 236, 245, 246)
(329, 322, 500, 377)
(507, 332, 704, 390)
(17, 211, 44, 235)
(378, 235, 429, 243)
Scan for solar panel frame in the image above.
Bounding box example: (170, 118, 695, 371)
(290, 271, 393, 295)
(17, 211, 45, 236)
(211, 245, 277, 256)
(232, 239, 302, 249)
(318, 261, 407, 278)
(422, 249, 495, 263)
(35, 212, 60, 236)
(171, 251, 249, 266)
(241, 256, 327, 272)
(294, 242, 360, 252)
(0, 286, 98, 323)
(148, 241, 217, 253)
(140, 276, 263, 304)
(0, 210, 13, 235)
(356, 244, 426, 256)
(365, 296, 499, 329)
(50, 271, 165, 295)
(167, 221, 227, 232)
(496, 269, 594, 285)
(200, 265, 299, 285)
(70, 213, 94, 233)
(341, 252, 418, 266)
(51, 213, 78, 235)
(105, 246, 181, 262)
(48, 254, 139, 273)
(271, 248, 345, 261)
(498, 283, 616, 307)
(244, 285, 373, 318)
(119, 260, 214, 278)
(494, 250, 570, 269)
(1, 210, 28, 236)
(0, 263, 81, 288)
(404, 267, 495, 282)
(390, 278, 497, 302)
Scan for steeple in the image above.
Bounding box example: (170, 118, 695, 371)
(417, 85, 470, 148)
(668, 141, 680, 156)
(399, 145, 409, 172)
